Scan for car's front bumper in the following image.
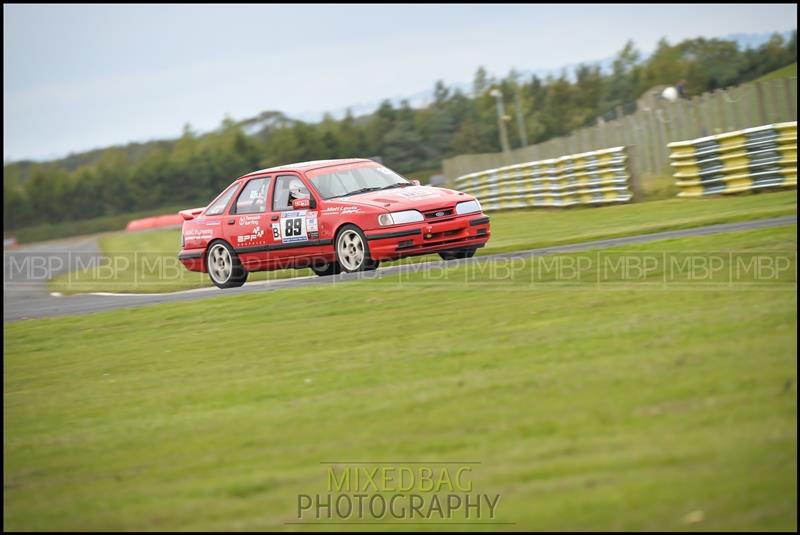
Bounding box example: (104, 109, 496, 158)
(364, 214, 490, 260)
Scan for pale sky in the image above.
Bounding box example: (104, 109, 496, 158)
(3, 3, 797, 162)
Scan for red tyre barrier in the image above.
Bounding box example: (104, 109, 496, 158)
(155, 214, 184, 227)
(126, 213, 184, 232)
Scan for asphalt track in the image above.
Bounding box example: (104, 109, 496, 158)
(3, 215, 796, 323)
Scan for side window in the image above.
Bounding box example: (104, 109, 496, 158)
(205, 183, 239, 216)
(233, 177, 269, 214)
(272, 175, 310, 211)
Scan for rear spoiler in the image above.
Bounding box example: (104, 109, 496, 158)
(179, 207, 205, 221)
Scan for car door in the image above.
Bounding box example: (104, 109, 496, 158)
(268, 173, 326, 268)
(224, 176, 272, 270)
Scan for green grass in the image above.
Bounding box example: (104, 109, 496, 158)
(5, 225, 797, 530)
(755, 62, 797, 83)
(49, 190, 797, 295)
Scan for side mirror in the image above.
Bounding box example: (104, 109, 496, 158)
(410, 179, 421, 186)
(292, 197, 311, 209)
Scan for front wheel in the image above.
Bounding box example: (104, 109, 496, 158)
(438, 249, 476, 261)
(207, 241, 248, 288)
(335, 225, 379, 273)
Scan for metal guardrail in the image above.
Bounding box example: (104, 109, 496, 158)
(667, 121, 797, 197)
(453, 146, 633, 211)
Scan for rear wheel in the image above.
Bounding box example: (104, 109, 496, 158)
(310, 261, 341, 277)
(438, 249, 476, 261)
(207, 241, 248, 288)
(335, 225, 379, 273)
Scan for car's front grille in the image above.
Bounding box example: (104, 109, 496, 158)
(423, 207, 454, 220)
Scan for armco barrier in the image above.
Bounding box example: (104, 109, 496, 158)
(126, 213, 184, 232)
(453, 146, 633, 211)
(667, 121, 797, 197)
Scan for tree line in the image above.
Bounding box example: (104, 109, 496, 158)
(4, 32, 796, 230)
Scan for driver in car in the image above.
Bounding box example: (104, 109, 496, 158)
(288, 178, 311, 205)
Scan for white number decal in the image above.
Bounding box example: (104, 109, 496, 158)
(279, 211, 309, 243)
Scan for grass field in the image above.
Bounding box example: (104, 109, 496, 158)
(6, 224, 797, 531)
(755, 62, 797, 83)
(48, 190, 797, 294)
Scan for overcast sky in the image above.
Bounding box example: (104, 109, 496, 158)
(3, 3, 797, 162)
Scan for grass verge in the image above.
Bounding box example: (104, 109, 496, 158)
(6, 225, 797, 530)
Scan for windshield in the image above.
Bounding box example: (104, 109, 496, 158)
(308, 165, 410, 200)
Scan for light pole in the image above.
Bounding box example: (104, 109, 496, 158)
(489, 88, 512, 154)
(513, 89, 528, 147)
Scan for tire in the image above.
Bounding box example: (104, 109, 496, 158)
(438, 249, 476, 261)
(206, 241, 248, 288)
(335, 224, 379, 273)
(310, 261, 342, 277)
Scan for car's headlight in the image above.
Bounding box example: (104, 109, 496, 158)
(455, 199, 482, 215)
(378, 210, 424, 226)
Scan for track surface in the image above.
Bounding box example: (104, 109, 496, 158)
(3, 215, 796, 322)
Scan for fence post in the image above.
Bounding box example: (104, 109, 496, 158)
(655, 108, 669, 172)
(755, 81, 768, 125)
(742, 83, 755, 128)
(671, 101, 681, 140)
(784, 77, 796, 120)
(646, 109, 661, 174)
(729, 86, 743, 130)
(675, 98, 689, 140)
(770, 79, 786, 123)
(620, 121, 643, 201)
(715, 89, 729, 132)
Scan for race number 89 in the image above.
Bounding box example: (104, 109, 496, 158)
(284, 217, 303, 236)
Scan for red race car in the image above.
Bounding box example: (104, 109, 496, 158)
(178, 158, 491, 288)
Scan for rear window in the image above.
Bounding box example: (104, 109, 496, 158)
(205, 183, 239, 216)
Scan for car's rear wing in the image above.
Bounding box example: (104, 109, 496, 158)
(179, 207, 205, 221)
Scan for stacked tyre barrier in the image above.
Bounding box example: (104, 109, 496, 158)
(126, 213, 184, 232)
(453, 147, 633, 211)
(668, 122, 797, 198)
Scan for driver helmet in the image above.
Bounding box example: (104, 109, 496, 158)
(289, 178, 310, 200)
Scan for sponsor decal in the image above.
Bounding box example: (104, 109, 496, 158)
(322, 206, 362, 215)
(239, 215, 261, 226)
(184, 228, 213, 241)
(307, 211, 318, 232)
(237, 226, 265, 243)
(398, 187, 437, 198)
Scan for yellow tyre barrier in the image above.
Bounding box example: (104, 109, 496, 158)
(453, 146, 633, 211)
(668, 122, 797, 197)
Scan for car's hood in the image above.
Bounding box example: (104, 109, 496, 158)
(325, 186, 473, 212)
